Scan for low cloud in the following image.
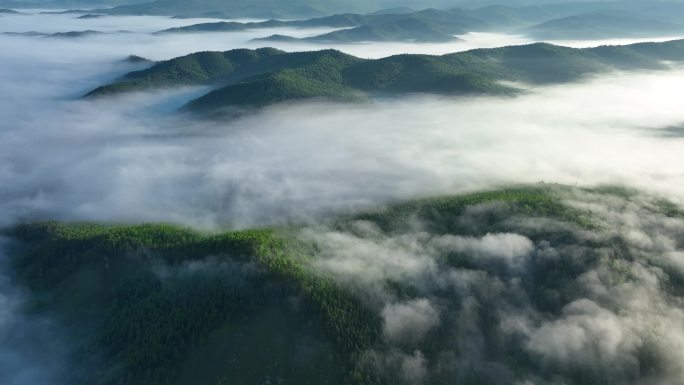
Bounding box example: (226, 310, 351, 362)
(303, 189, 684, 384)
(0, 237, 69, 385)
(1, 13, 684, 228)
(3, 65, 684, 228)
(434, 233, 535, 266)
(382, 299, 440, 343)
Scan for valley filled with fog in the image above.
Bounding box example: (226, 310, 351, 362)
(3, 5, 684, 385)
(2, 11, 684, 227)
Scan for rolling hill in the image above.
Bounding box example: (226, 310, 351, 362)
(86, 39, 684, 113)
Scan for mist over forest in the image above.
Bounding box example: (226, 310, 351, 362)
(2, 1, 684, 385)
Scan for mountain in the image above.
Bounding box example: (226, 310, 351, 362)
(158, 8, 486, 38)
(619, 1, 684, 25)
(70, 0, 624, 24)
(0, 0, 147, 8)
(157, 16, 362, 34)
(124, 54, 153, 63)
(6, 184, 684, 385)
(155, 4, 684, 44)
(0, 7, 19, 12)
(85, 47, 360, 96)
(48, 29, 104, 38)
(291, 19, 465, 43)
(77, 13, 105, 18)
(524, 11, 684, 39)
(298, 8, 483, 43)
(368, 6, 414, 15)
(3, 29, 105, 37)
(87, 39, 684, 113)
(100, 0, 379, 19)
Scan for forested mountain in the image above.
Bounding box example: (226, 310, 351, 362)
(86, 39, 684, 112)
(6, 184, 684, 384)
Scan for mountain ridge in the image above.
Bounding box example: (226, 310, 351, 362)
(86, 39, 684, 112)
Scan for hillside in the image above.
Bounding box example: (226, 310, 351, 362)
(85, 48, 364, 96)
(524, 11, 684, 40)
(6, 184, 684, 384)
(87, 39, 684, 112)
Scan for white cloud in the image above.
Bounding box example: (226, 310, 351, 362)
(382, 299, 440, 342)
(433, 233, 534, 265)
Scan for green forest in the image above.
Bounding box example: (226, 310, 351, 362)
(86, 39, 684, 112)
(6, 185, 684, 385)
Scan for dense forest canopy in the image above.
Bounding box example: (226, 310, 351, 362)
(4, 185, 684, 384)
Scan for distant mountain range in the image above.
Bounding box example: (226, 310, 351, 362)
(86, 39, 684, 113)
(523, 11, 684, 39)
(0, 0, 650, 21)
(5, 1, 684, 43)
(154, 5, 684, 44)
(160, 9, 485, 43)
(91, 0, 379, 18)
(3, 29, 122, 37)
(0, 0, 145, 9)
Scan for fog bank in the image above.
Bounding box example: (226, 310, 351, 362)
(1, 12, 684, 229)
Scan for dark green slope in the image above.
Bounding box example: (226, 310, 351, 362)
(87, 39, 684, 111)
(186, 49, 366, 111)
(6, 222, 374, 385)
(7, 185, 684, 385)
(524, 11, 684, 40)
(186, 70, 366, 111)
(86, 48, 364, 97)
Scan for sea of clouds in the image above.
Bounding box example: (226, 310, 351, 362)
(2, 10, 684, 384)
(1, 11, 684, 228)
